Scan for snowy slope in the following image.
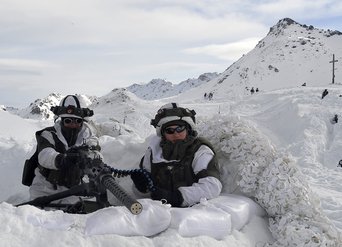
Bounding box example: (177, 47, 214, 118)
(1, 85, 342, 246)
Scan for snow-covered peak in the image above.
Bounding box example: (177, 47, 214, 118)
(16, 93, 63, 120)
(91, 88, 142, 107)
(267, 17, 342, 38)
(126, 79, 173, 100)
(88, 88, 157, 139)
(267, 18, 299, 37)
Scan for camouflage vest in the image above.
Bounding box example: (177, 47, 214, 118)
(37, 127, 80, 188)
(149, 137, 220, 192)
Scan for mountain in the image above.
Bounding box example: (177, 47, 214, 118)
(89, 88, 158, 139)
(167, 18, 342, 103)
(9, 18, 342, 116)
(15, 93, 64, 120)
(126, 72, 219, 100)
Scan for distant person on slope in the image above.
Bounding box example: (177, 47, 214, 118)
(28, 95, 100, 204)
(331, 114, 338, 124)
(130, 103, 222, 207)
(322, 89, 329, 99)
(338, 160, 342, 168)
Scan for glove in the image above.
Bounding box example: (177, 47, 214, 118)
(55, 151, 80, 170)
(131, 172, 149, 193)
(55, 152, 81, 188)
(151, 188, 184, 207)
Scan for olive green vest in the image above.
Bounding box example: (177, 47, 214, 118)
(150, 137, 220, 192)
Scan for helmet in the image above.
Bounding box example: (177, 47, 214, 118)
(50, 95, 94, 119)
(151, 103, 196, 136)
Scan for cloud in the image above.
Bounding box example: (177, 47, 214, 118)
(0, 0, 268, 46)
(184, 38, 261, 61)
(0, 1, 340, 46)
(0, 58, 54, 68)
(0, 58, 58, 79)
(255, 0, 342, 21)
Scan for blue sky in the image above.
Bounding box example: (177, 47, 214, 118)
(1, 0, 342, 107)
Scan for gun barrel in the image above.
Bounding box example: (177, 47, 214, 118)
(101, 174, 143, 215)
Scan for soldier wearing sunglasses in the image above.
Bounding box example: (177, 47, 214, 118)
(29, 95, 101, 204)
(131, 103, 222, 207)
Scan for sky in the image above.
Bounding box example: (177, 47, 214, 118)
(1, 84, 342, 245)
(1, 0, 342, 108)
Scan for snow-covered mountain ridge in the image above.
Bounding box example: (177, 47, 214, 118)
(126, 72, 219, 100)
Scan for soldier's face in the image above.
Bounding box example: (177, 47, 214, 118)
(163, 125, 187, 143)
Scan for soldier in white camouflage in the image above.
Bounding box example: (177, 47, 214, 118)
(131, 103, 222, 207)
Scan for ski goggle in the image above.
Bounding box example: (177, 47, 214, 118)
(164, 125, 186, 134)
(63, 118, 83, 125)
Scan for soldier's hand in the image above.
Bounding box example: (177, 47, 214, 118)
(151, 187, 184, 207)
(55, 152, 80, 170)
(131, 172, 150, 193)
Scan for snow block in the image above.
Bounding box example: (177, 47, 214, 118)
(170, 206, 232, 240)
(85, 199, 171, 236)
(204, 194, 266, 231)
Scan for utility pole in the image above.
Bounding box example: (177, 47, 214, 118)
(329, 54, 338, 84)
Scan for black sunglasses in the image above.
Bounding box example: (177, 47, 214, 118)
(164, 125, 186, 134)
(63, 118, 83, 125)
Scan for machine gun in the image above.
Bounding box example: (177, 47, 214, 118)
(17, 145, 153, 215)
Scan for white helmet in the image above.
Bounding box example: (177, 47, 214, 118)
(50, 95, 94, 119)
(151, 103, 196, 136)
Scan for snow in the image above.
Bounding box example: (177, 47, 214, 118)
(1, 84, 342, 246)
